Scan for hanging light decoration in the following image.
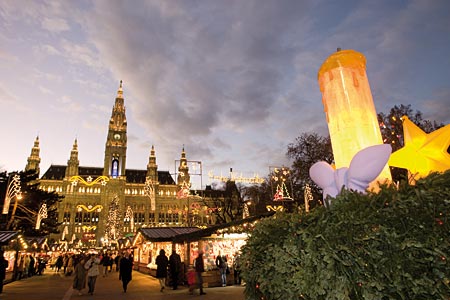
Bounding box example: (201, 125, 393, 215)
(35, 203, 48, 230)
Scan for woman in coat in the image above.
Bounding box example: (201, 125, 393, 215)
(155, 249, 168, 292)
(119, 252, 133, 293)
(73, 256, 87, 295)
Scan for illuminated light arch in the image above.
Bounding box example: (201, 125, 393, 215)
(77, 204, 103, 212)
(70, 175, 109, 187)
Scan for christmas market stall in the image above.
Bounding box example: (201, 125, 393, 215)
(132, 227, 200, 276)
(172, 213, 275, 287)
(0, 231, 27, 282)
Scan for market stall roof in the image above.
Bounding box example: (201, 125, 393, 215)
(0, 231, 19, 245)
(173, 212, 275, 242)
(25, 236, 49, 251)
(136, 227, 201, 243)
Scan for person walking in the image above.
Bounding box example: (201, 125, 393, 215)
(169, 249, 182, 290)
(0, 250, 8, 294)
(194, 250, 206, 295)
(73, 256, 87, 295)
(55, 255, 63, 273)
(155, 249, 168, 292)
(119, 252, 133, 293)
(101, 253, 110, 277)
(233, 251, 242, 285)
(114, 252, 121, 272)
(215, 251, 228, 287)
(84, 254, 101, 295)
(28, 255, 35, 277)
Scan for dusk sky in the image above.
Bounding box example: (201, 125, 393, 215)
(1, 0, 449, 189)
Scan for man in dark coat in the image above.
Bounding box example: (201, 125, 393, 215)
(119, 252, 133, 293)
(155, 249, 168, 292)
(169, 250, 182, 290)
(194, 250, 206, 295)
(0, 250, 8, 294)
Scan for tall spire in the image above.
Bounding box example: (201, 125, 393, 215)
(146, 145, 158, 181)
(25, 135, 41, 176)
(117, 80, 123, 99)
(177, 146, 190, 186)
(66, 138, 79, 178)
(104, 80, 128, 178)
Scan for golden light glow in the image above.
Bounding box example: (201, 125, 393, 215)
(82, 225, 97, 231)
(76, 204, 103, 212)
(208, 171, 264, 184)
(70, 175, 109, 186)
(318, 49, 391, 186)
(389, 116, 450, 179)
(266, 205, 283, 212)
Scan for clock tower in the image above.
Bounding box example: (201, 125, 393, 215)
(103, 80, 127, 178)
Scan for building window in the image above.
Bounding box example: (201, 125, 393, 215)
(112, 159, 119, 178)
(149, 212, 155, 224)
(63, 212, 71, 224)
(75, 212, 83, 224)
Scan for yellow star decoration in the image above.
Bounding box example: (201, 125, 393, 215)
(389, 116, 450, 179)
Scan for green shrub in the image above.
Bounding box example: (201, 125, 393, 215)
(241, 171, 450, 300)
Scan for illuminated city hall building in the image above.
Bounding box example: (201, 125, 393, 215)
(24, 82, 215, 248)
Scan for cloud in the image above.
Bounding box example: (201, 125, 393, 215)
(60, 39, 103, 71)
(41, 17, 70, 33)
(77, 1, 317, 170)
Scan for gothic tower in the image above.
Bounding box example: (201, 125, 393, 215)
(177, 147, 190, 186)
(25, 135, 41, 176)
(103, 81, 127, 178)
(65, 139, 79, 178)
(146, 145, 158, 182)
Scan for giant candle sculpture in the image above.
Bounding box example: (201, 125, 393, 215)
(317, 49, 391, 187)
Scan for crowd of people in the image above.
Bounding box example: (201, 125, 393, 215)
(1, 248, 244, 296)
(68, 251, 134, 295)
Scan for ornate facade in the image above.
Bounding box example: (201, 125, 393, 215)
(25, 82, 215, 248)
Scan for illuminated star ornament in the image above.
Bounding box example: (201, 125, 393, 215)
(389, 116, 450, 179)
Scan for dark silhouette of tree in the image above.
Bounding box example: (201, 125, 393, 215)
(201, 180, 243, 224)
(287, 132, 333, 207)
(241, 179, 273, 216)
(1, 170, 63, 236)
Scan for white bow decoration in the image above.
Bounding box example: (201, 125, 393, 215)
(309, 144, 392, 205)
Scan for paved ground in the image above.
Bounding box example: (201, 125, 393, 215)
(1, 270, 246, 300)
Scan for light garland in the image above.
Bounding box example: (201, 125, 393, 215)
(76, 204, 103, 212)
(304, 184, 313, 213)
(35, 203, 48, 230)
(105, 195, 121, 241)
(2, 174, 21, 214)
(125, 205, 134, 232)
(145, 177, 156, 211)
(70, 175, 109, 187)
(208, 171, 264, 184)
(266, 205, 283, 212)
(82, 225, 97, 231)
(272, 167, 293, 201)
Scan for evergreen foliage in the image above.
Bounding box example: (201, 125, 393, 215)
(240, 171, 450, 300)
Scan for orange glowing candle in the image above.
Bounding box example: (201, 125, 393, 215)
(318, 49, 391, 185)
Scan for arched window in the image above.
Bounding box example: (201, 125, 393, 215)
(111, 158, 119, 178)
